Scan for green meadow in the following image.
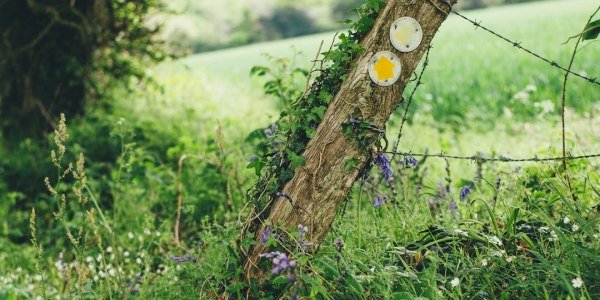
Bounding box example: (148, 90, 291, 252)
(1, 0, 599, 299)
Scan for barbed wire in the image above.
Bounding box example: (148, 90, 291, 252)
(386, 151, 600, 163)
(387, 8, 600, 168)
(452, 10, 600, 86)
(391, 45, 432, 160)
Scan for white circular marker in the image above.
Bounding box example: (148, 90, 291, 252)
(368, 51, 401, 87)
(390, 17, 423, 52)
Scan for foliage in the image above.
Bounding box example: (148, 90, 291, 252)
(0, 0, 599, 299)
(582, 19, 600, 41)
(242, 1, 385, 264)
(0, 0, 166, 139)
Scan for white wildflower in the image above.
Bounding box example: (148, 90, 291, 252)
(488, 236, 503, 246)
(34, 275, 43, 282)
(518, 224, 531, 230)
(572, 224, 579, 232)
(124, 251, 130, 257)
(481, 259, 488, 267)
(144, 228, 151, 235)
(572, 277, 583, 289)
(136, 258, 142, 264)
(96, 254, 102, 262)
(128, 232, 134, 239)
(85, 256, 93, 263)
(563, 216, 570, 224)
(106, 246, 113, 253)
(450, 277, 460, 288)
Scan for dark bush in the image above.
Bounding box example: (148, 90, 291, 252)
(0, 0, 165, 140)
(257, 6, 317, 41)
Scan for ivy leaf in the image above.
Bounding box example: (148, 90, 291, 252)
(582, 19, 600, 41)
(246, 157, 266, 176)
(345, 158, 360, 170)
(287, 150, 306, 169)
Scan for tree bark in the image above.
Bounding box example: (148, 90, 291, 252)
(245, 0, 456, 278)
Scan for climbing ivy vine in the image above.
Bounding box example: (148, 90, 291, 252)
(243, 0, 387, 246)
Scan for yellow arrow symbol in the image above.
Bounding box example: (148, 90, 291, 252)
(373, 55, 396, 81)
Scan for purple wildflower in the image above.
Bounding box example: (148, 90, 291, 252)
(298, 224, 308, 239)
(404, 157, 418, 169)
(460, 185, 472, 202)
(297, 224, 313, 249)
(427, 198, 440, 215)
(264, 123, 278, 138)
(260, 251, 296, 274)
(449, 200, 458, 217)
(127, 273, 143, 294)
(373, 195, 386, 208)
(375, 154, 393, 182)
(261, 225, 273, 245)
(169, 254, 196, 263)
(363, 171, 370, 180)
(247, 155, 259, 163)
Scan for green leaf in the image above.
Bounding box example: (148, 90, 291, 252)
(582, 19, 600, 41)
(345, 158, 360, 170)
(271, 275, 290, 287)
(287, 150, 306, 169)
(246, 157, 266, 176)
(250, 66, 269, 76)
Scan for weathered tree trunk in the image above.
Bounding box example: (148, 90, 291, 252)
(245, 0, 456, 277)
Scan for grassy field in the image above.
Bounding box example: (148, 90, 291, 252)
(1, 0, 600, 299)
(149, 0, 600, 180)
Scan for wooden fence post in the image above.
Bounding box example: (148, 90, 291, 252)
(245, 0, 457, 278)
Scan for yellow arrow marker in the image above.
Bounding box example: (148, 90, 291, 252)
(374, 55, 396, 81)
(368, 51, 401, 87)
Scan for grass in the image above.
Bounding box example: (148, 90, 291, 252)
(1, 0, 599, 299)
